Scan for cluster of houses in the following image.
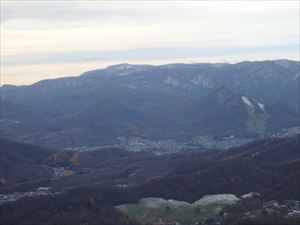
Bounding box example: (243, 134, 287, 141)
(0, 187, 53, 204)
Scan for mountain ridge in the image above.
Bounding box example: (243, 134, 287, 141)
(1, 59, 299, 148)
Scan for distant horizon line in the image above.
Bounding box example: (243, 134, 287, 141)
(1, 58, 299, 87)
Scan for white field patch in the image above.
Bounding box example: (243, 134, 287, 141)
(194, 194, 240, 205)
(241, 192, 260, 199)
(140, 197, 190, 208)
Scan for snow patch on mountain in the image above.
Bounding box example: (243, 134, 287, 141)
(241, 96, 253, 108)
(251, 98, 265, 111)
(105, 64, 151, 76)
(127, 85, 137, 90)
(164, 76, 180, 88)
(252, 98, 265, 111)
(257, 102, 265, 111)
(274, 59, 293, 69)
(107, 63, 134, 72)
(190, 75, 214, 88)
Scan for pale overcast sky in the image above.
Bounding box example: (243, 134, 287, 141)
(1, 1, 299, 85)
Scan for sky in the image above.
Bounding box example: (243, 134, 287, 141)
(1, 1, 299, 85)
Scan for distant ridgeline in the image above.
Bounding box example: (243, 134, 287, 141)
(1, 60, 299, 150)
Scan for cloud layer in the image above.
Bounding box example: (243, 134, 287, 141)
(1, 1, 299, 85)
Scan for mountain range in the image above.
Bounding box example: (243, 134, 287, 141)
(1, 59, 299, 148)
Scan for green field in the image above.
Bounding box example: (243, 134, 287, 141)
(246, 107, 269, 136)
(116, 195, 240, 224)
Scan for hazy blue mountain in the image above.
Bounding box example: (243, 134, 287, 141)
(0, 60, 299, 148)
(2, 60, 299, 110)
